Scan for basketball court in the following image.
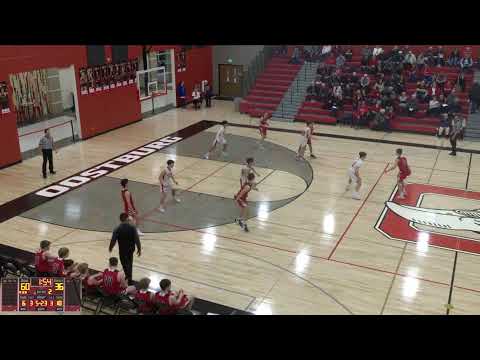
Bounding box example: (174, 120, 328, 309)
(2, 100, 480, 314)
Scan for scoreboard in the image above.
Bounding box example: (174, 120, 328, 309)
(0, 277, 81, 312)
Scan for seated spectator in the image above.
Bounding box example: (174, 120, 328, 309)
(351, 72, 359, 85)
(321, 45, 332, 57)
(434, 46, 445, 66)
(361, 46, 372, 65)
(373, 45, 384, 58)
(424, 46, 435, 66)
(360, 74, 370, 89)
(416, 82, 428, 102)
(371, 108, 388, 131)
(428, 96, 441, 116)
(469, 81, 480, 114)
(438, 94, 449, 114)
(154, 279, 195, 315)
(325, 53, 336, 66)
(436, 73, 447, 91)
(456, 71, 466, 92)
(357, 101, 370, 127)
(345, 47, 353, 61)
(126, 277, 155, 314)
(460, 55, 473, 71)
(437, 114, 450, 137)
(448, 48, 461, 67)
(48, 247, 69, 277)
(398, 91, 408, 113)
(343, 83, 353, 102)
(333, 83, 343, 99)
(416, 53, 426, 70)
(424, 66, 434, 85)
(406, 94, 418, 115)
(101, 257, 128, 296)
(404, 51, 417, 70)
(444, 80, 454, 95)
(35, 240, 56, 277)
(289, 47, 301, 64)
(336, 53, 346, 68)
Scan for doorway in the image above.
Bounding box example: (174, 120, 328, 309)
(218, 64, 243, 99)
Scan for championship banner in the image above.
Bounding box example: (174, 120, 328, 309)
(0, 82, 10, 114)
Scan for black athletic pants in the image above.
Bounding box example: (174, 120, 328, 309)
(119, 249, 134, 285)
(205, 96, 212, 107)
(42, 149, 54, 176)
(450, 134, 458, 154)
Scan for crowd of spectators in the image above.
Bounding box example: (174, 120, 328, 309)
(34, 238, 194, 315)
(303, 45, 473, 135)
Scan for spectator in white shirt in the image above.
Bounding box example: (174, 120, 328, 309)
(373, 46, 384, 57)
(192, 86, 201, 110)
(428, 96, 441, 116)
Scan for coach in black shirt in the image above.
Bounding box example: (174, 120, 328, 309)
(109, 213, 142, 285)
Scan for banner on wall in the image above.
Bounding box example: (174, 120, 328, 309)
(79, 59, 138, 95)
(176, 48, 187, 72)
(0, 82, 10, 114)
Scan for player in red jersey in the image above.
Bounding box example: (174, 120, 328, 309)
(158, 160, 180, 213)
(154, 278, 194, 315)
(259, 112, 270, 147)
(35, 240, 57, 277)
(240, 157, 260, 188)
(296, 122, 317, 160)
(70, 263, 103, 294)
(63, 259, 78, 277)
(125, 277, 155, 314)
(101, 257, 128, 296)
(234, 172, 256, 232)
(48, 247, 70, 277)
(121, 178, 144, 236)
(385, 148, 411, 199)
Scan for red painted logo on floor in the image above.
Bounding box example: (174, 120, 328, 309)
(376, 183, 480, 255)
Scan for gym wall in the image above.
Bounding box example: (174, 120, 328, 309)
(0, 45, 214, 169)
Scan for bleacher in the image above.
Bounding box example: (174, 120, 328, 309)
(293, 45, 475, 135)
(240, 56, 303, 117)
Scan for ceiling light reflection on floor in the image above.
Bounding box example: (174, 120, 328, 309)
(416, 232, 430, 255)
(254, 302, 273, 315)
(402, 268, 419, 301)
(257, 203, 271, 221)
(295, 249, 310, 274)
(202, 228, 217, 253)
(323, 214, 335, 234)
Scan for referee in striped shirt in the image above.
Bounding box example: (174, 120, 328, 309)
(38, 129, 57, 178)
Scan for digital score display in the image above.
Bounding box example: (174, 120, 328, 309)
(0, 277, 81, 312)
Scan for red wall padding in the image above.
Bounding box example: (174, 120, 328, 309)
(175, 47, 213, 98)
(76, 82, 141, 139)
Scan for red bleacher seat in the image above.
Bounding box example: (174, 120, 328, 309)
(295, 114, 337, 124)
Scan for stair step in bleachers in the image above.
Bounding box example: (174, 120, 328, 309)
(390, 121, 438, 134)
(240, 56, 302, 116)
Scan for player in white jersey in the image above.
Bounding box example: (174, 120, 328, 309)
(240, 157, 260, 188)
(296, 122, 317, 160)
(346, 152, 367, 200)
(158, 159, 180, 213)
(204, 121, 228, 159)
